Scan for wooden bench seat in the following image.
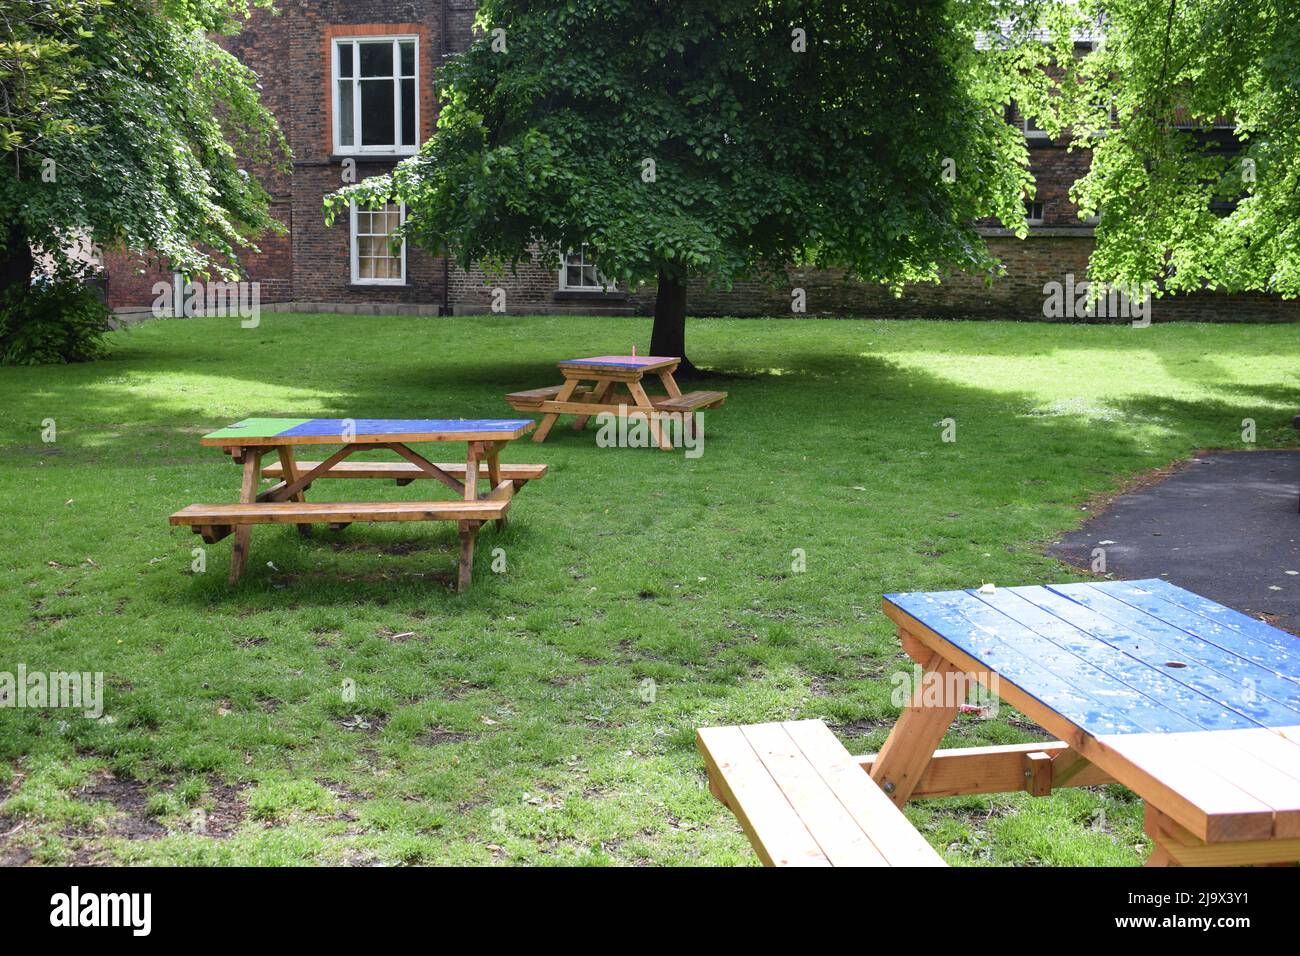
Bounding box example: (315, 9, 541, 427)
(263, 459, 547, 487)
(654, 389, 727, 413)
(697, 719, 946, 867)
(170, 499, 508, 528)
(506, 385, 591, 409)
(171, 498, 510, 590)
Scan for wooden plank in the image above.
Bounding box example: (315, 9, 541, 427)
(171, 499, 509, 525)
(869, 652, 962, 804)
(1230, 727, 1300, 783)
(626, 379, 673, 451)
(976, 588, 1266, 731)
(388, 443, 467, 496)
(740, 723, 890, 866)
(485, 479, 514, 502)
(505, 385, 566, 402)
(532, 378, 579, 442)
(522, 399, 636, 417)
(263, 460, 548, 482)
(696, 726, 832, 867)
(202, 419, 534, 446)
(1152, 729, 1300, 837)
(884, 591, 1197, 735)
(855, 741, 1114, 797)
(1025, 585, 1300, 718)
(1145, 805, 1300, 866)
(266, 444, 365, 502)
(457, 520, 477, 592)
(1098, 732, 1279, 842)
(573, 378, 613, 430)
(655, 390, 728, 412)
(782, 720, 945, 866)
(1050, 580, 1300, 707)
(883, 600, 1277, 843)
(1089, 578, 1300, 667)
(229, 450, 262, 585)
(558, 356, 678, 375)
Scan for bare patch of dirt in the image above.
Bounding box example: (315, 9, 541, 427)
(335, 714, 387, 735)
(202, 778, 250, 838)
(830, 718, 894, 738)
(75, 771, 165, 839)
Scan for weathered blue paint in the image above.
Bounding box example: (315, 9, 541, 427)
(884, 578, 1300, 736)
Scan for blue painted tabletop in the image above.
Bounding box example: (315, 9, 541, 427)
(202, 417, 534, 445)
(883, 578, 1300, 737)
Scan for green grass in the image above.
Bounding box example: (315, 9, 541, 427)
(0, 313, 1296, 866)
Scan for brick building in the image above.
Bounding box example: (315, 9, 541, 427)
(102, 2, 1300, 323)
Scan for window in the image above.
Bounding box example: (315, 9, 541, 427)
(558, 246, 614, 291)
(1008, 102, 1048, 140)
(333, 37, 418, 155)
(350, 202, 406, 284)
(1024, 201, 1045, 226)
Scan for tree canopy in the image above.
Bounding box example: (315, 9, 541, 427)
(0, 0, 288, 293)
(328, 0, 1053, 364)
(1040, 0, 1300, 299)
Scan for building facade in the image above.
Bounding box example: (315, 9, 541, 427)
(102, 2, 1300, 323)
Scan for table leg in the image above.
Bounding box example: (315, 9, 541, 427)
(573, 378, 613, 430)
(457, 520, 478, 591)
(485, 443, 506, 530)
(276, 446, 312, 536)
(230, 449, 263, 584)
(869, 650, 963, 805)
(534, 377, 579, 442)
(627, 379, 673, 451)
(1143, 804, 1300, 866)
(465, 442, 481, 501)
(657, 368, 683, 399)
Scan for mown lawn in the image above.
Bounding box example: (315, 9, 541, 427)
(1, 313, 1296, 866)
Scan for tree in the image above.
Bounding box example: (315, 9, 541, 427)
(0, 0, 288, 299)
(328, 0, 1050, 371)
(1051, 0, 1300, 299)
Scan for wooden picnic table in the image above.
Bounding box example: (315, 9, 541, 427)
(505, 354, 726, 450)
(168, 417, 540, 590)
(878, 577, 1300, 866)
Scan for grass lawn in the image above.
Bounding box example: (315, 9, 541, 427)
(1, 313, 1297, 866)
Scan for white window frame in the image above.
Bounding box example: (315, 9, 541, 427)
(1024, 201, 1045, 226)
(332, 36, 419, 156)
(1018, 114, 1049, 141)
(557, 245, 615, 292)
(350, 201, 407, 285)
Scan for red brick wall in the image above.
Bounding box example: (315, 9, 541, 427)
(102, 4, 1300, 324)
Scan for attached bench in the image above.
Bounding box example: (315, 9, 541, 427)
(506, 385, 591, 411)
(697, 719, 946, 867)
(654, 390, 727, 413)
(170, 497, 510, 590)
(264, 459, 547, 488)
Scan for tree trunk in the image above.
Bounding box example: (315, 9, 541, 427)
(0, 220, 34, 301)
(649, 267, 694, 374)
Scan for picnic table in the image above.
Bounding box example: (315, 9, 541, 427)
(699, 577, 1300, 866)
(877, 578, 1300, 866)
(168, 417, 543, 590)
(505, 355, 725, 450)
